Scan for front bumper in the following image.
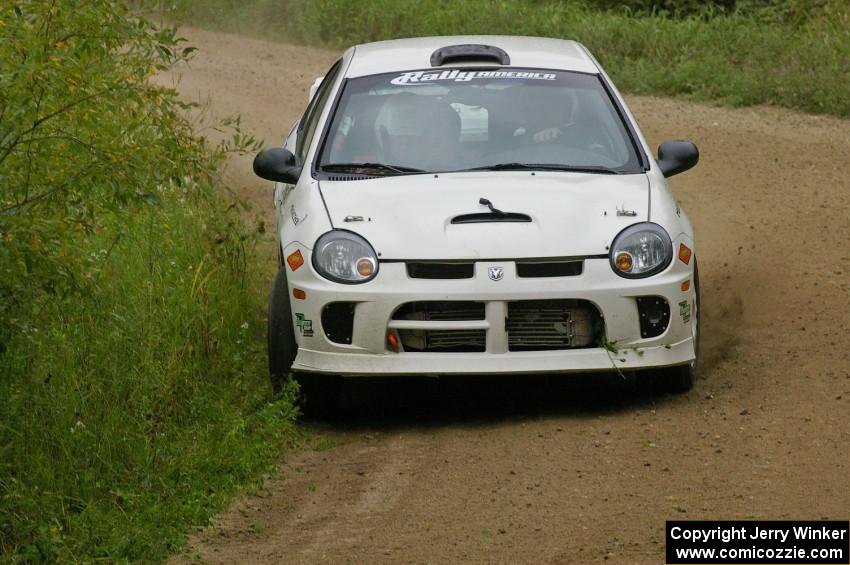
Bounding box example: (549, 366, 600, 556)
(284, 246, 696, 377)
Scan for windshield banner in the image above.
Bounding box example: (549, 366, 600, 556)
(390, 69, 557, 85)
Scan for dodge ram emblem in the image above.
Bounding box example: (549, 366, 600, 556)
(488, 266, 504, 281)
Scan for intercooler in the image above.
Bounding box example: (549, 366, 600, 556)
(506, 299, 599, 351)
(393, 301, 486, 352)
(391, 299, 601, 353)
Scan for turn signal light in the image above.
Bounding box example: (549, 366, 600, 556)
(356, 257, 375, 277)
(681, 280, 690, 292)
(286, 250, 304, 271)
(678, 243, 692, 265)
(292, 288, 306, 300)
(387, 333, 399, 351)
(615, 252, 633, 272)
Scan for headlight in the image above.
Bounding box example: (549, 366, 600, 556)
(610, 223, 672, 278)
(312, 230, 378, 284)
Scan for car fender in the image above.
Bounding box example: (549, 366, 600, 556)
(646, 167, 695, 257)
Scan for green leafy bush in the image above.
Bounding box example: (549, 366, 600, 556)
(1, 0, 235, 340)
(1, 1, 295, 561)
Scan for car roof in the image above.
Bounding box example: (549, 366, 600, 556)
(344, 36, 599, 77)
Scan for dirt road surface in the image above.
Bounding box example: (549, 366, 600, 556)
(165, 28, 850, 564)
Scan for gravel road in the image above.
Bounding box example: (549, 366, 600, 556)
(166, 28, 850, 565)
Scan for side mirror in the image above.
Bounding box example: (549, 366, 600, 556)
(253, 147, 301, 184)
(657, 140, 699, 178)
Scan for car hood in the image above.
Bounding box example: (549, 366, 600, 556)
(319, 172, 649, 260)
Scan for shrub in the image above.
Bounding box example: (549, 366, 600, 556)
(0, 2, 294, 560)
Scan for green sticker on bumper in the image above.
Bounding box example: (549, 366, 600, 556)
(295, 313, 314, 337)
(678, 300, 691, 323)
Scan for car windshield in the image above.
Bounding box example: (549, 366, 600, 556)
(317, 68, 644, 176)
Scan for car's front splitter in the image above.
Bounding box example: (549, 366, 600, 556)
(292, 337, 694, 376)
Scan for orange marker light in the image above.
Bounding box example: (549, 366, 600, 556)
(681, 280, 691, 292)
(615, 252, 633, 272)
(387, 333, 399, 351)
(292, 288, 306, 300)
(356, 258, 375, 277)
(678, 243, 692, 265)
(286, 250, 304, 271)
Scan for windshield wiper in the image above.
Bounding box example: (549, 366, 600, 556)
(453, 163, 621, 174)
(321, 162, 426, 175)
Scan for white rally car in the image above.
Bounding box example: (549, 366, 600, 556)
(253, 37, 700, 411)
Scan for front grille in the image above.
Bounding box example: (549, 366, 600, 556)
(506, 299, 601, 351)
(392, 301, 485, 321)
(516, 260, 583, 278)
(407, 262, 474, 279)
(408, 329, 486, 352)
(393, 301, 485, 352)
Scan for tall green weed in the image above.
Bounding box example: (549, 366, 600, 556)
(182, 0, 850, 117)
(1, 200, 297, 561)
(1, 1, 295, 560)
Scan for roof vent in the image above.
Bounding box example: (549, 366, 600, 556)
(430, 44, 510, 67)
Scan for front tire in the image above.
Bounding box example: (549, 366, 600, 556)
(664, 260, 700, 393)
(267, 268, 340, 417)
(268, 268, 297, 394)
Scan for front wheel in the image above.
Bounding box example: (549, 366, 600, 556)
(664, 260, 700, 393)
(267, 268, 341, 416)
(268, 268, 297, 394)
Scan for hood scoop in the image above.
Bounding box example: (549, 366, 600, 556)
(451, 212, 531, 224)
(452, 197, 532, 224)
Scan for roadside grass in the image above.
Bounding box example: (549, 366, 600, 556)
(180, 0, 850, 117)
(0, 1, 300, 560)
(0, 199, 299, 561)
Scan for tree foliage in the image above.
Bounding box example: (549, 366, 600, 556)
(0, 3, 281, 561)
(0, 0, 255, 345)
